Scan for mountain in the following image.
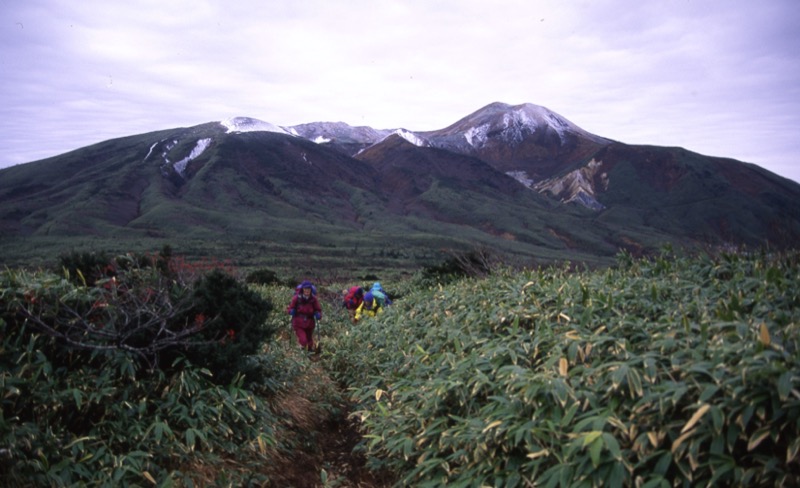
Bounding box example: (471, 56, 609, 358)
(356, 134, 525, 213)
(1, 102, 799, 271)
(422, 102, 610, 177)
(286, 121, 395, 157)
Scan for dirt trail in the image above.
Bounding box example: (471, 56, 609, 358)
(264, 358, 395, 488)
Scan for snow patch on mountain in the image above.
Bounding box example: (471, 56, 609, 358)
(356, 129, 431, 155)
(393, 129, 429, 147)
(501, 110, 536, 145)
(221, 117, 290, 135)
(162, 140, 178, 163)
(465, 124, 490, 148)
(286, 121, 394, 147)
(500, 105, 573, 145)
(144, 142, 158, 161)
(173, 138, 212, 176)
(506, 170, 534, 188)
(518, 105, 572, 137)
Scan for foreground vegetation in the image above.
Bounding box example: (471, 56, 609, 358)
(0, 251, 288, 485)
(1, 247, 798, 486)
(328, 248, 800, 486)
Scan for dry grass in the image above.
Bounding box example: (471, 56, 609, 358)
(263, 363, 395, 487)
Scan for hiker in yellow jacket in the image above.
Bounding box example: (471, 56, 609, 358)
(354, 292, 383, 323)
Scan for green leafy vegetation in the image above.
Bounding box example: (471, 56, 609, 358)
(0, 252, 296, 485)
(328, 248, 800, 486)
(2, 247, 799, 486)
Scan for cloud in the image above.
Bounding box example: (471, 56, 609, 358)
(1, 0, 799, 183)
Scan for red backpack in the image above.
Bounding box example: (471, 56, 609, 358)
(342, 286, 364, 310)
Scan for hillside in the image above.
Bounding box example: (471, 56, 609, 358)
(328, 249, 800, 486)
(1, 102, 799, 271)
(5, 248, 797, 485)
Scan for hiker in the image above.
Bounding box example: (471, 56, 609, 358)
(354, 292, 383, 323)
(342, 285, 364, 324)
(370, 282, 393, 307)
(287, 280, 322, 352)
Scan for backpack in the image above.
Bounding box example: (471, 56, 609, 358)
(343, 286, 364, 309)
(371, 282, 392, 306)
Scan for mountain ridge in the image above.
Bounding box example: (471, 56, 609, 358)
(1, 101, 799, 270)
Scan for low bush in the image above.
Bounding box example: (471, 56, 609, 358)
(0, 318, 278, 486)
(416, 248, 497, 287)
(182, 269, 275, 385)
(5, 253, 275, 382)
(57, 250, 113, 286)
(0, 252, 287, 485)
(329, 249, 800, 486)
(245, 268, 282, 285)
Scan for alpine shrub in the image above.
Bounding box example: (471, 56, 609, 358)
(419, 248, 496, 286)
(183, 269, 276, 385)
(57, 250, 113, 286)
(245, 268, 281, 285)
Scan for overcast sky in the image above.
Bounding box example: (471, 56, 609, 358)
(2, 0, 799, 183)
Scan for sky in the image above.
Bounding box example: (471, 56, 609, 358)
(2, 0, 799, 183)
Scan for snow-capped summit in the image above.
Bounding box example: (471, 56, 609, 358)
(500, 103, 574, 141)
(391, 128, 430, 148)
(353, 128, 431, 156)
(286, 121, 392, 145)
(415, 101, 612, 188)
(220, 117, 291, 135)
(426, 102, 606, 150)
(284, 121, 396, 157)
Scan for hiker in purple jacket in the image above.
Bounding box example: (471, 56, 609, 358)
(287, 280, 322, 352)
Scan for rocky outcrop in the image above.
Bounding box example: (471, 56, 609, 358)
(533, 158, 608, 210)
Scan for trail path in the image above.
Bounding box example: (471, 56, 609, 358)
(265, 358, 394, 488)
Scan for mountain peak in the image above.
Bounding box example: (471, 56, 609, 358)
(387, 129, 430, 148)
(470, 102, 584, 137)
(220, 117, 290, 135)
(2, 100, 799, 266)
(427, 101, 594, 144)
(285, 121, 393, 146)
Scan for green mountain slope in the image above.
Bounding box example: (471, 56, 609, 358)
(2, 106, 799, 272)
